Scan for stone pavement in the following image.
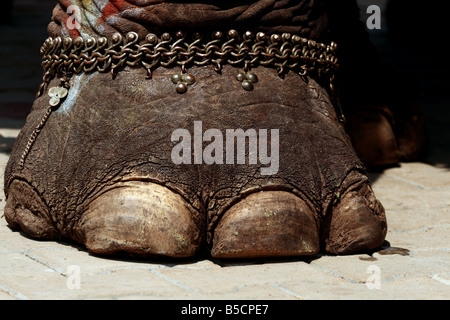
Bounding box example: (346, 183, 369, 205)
(1, 0, 449, 300)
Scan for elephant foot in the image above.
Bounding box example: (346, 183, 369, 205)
(345, 105, 400, 168)
(211, 191, 320, 258)
(77, 181, 204, 258)
(4, 45, 389, 259)
(345, 103, 428, 168)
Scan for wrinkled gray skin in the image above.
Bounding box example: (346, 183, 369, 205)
(3, 0, 387, 258)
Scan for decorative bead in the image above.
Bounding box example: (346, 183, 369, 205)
(175, 30, 185, 39)
(213, 31, 223, 39)
(256, 32, 266, 41)
(244, 31, 253, 40)
(247, 73, 258, 83)
(98, 37, 107, 46)
(193, 32, 202, 40)
(86, 37, 95, 47)
(171, 74, 182, 84)
(228, 29, 238, 39)
(241, 80, 253, 91)
(236, 71, 257, 91)
(282, 33, 291, 42)
(161, 33, 172, 41)
(270, 34, 281, 43)
(172, 72, 195, 93)
(111, 33, 121, 43)
(236, 73, 246, 82)
(291, 35, 301, 44)
(126, 32, 138, 41)
(176, 83, 187, 94)
(146, 33, 158, 45)
(183, 74, 195, 85)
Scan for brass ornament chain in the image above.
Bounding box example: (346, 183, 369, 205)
(38, 30, 339, 95)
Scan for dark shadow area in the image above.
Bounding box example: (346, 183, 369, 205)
(366, 170, 384, 185)
(0, 0, 54, 124)
(0, 136, 17, 154)
(360, 0, 450, 169)
(85, 247, 323, 267)
(0, 119, 26, 130)
(85, 241, 323, 267)
(0, 102, 31, 123)
(0, 0, 14, 25)
(211, 254, 322, 268)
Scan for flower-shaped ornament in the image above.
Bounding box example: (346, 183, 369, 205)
(48, 86, 68, 107)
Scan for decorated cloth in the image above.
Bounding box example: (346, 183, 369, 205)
(49, 0, 330, 40)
